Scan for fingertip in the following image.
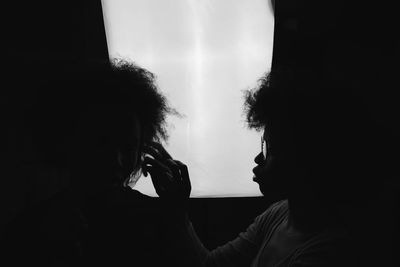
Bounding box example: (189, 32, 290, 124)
(175, 160, 188, 171)
(143, 155, 154, 162)
(174, 160, 183, 167)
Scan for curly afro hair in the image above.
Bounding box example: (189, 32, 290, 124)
(109, 58, 177, 143)
(25, 58, 176, 168)
(243, 69, 295, 132)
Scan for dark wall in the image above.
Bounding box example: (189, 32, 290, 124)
(272, 0, 399, 137)
(3, 0, 108, 64)
(2, 0, 109, 233)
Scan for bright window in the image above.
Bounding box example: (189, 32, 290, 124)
(101, 0, 274, 197)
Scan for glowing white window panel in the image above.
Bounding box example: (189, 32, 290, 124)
(101, 0, 274, 197)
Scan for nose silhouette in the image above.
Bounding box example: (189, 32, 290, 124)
(254, 152, 264, 165)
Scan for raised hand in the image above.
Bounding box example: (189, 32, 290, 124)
(142, 142, 191, 207)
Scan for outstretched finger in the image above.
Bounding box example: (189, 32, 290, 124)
(143, 145, 163, 161)
(144, 156, 177, 183)
(174, 160, 191, 195)
(146, 141, 173, 160)
(143, 156, 170, 173)
(165, 159, 181, 182)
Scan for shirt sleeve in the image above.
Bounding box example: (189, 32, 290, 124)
(202, 215, 264, 267)
(202, 201, 287, 267)
(162, 213, 262, 267)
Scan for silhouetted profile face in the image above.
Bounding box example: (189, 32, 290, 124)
(252, 126, 293, 202)
(114, 114, 143, 186)
(70, 107, 143, 195)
